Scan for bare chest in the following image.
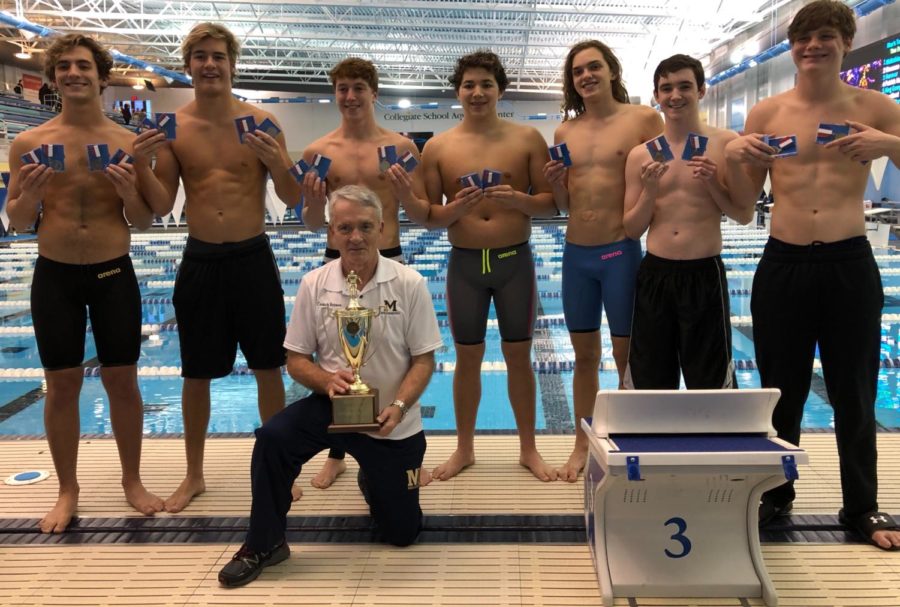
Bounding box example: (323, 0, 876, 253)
(438, 137, 526, 184)
(764, 101, 869, 166)
(658, 161, 710, 197)
(173, 122, 262, 177)
(567, 124, 640, 173)
(323, 143, 390, 190)
(41, 131, 131, 200)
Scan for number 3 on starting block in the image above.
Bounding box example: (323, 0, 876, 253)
(582, 389, 807, 607)
(664, 516, 692, 559)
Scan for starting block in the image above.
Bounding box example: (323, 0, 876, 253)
(581, 389, 807, 607)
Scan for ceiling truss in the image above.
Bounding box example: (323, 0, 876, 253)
(1, 0, 794, 95)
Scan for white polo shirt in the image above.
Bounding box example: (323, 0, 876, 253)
(284, 258, 443, 440)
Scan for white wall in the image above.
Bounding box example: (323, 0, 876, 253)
(702, 3, 899, 129)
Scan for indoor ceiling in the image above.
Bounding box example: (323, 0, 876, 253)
(0, 0, 795, 96)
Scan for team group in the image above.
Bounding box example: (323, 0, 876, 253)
(4, 0, 900, 586)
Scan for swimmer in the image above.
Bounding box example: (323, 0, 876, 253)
(6, 34, 162, 532)
(542, 40, 663, 482)
(135, 22, 302, 512)
(419, 51, 558, 482)
(622, 54, 752, 389)
(724, 0, 900, 550)
(299, 57, 430, 489)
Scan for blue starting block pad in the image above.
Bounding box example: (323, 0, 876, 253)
(581, 389, 807, 607)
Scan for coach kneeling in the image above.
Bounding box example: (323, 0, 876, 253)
(219, 185, 442, 587)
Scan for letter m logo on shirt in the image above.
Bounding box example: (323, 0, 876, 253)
(384, 300, 398, 312)
(406, 468, 419, 489)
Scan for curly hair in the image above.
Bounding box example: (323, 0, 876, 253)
(43, 34, 114, 91)
(449, 50, 509, 93)
(561, 40, 629, 121)
(329, 58, 379, 93)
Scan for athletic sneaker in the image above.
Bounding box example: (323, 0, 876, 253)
(218, 540, 290, 587)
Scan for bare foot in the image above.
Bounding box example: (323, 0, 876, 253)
(520, 450, 557, 482)
(40, 489, 79, 533)
(164, 476, 206, 513)
(291, 482, 304, 501)
(418, 466, 432, 487)
(558, 448, 587, 483)
(872, 529, 900, 550)
(432, 450, 475, 481)
(310, 457, 347, 489)
(123, 481, 164, 515)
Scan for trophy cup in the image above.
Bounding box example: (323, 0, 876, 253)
(329, 271, 382, 433)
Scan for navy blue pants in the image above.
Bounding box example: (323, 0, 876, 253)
(752, 236, 883, 517)
(246, 392, 426, 551)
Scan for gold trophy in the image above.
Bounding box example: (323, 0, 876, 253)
(330, 271, 382, 433)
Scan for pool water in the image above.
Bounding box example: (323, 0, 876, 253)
(1, 222, 899, 436)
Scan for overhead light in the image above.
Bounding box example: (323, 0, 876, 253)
(730, 49, 744, 64)
(14, 50, 31, 60)
(145, 66, 155, 73)
(397, 99, 411, 109)
(132, 82, 145, 90)
(451, 104, 462, 109)
(317, 98, 330, 104)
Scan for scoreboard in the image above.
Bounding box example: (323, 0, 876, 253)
(841, 33, 900, 103)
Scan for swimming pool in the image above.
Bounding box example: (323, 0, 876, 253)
(1, 221, 899, 436)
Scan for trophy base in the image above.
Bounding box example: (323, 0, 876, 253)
(329, 389, 381, 434)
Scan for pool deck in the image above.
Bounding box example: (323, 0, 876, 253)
(1, 433, 899, 606)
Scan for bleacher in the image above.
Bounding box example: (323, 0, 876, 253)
(0, 93, 58, 139)
(0, 92, 132, 141)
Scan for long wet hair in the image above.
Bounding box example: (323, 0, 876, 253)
(561, 40, 629, 121)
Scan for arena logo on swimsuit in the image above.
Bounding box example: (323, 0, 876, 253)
(96, 267, 122, 280)
(601, 250, 623, 262)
